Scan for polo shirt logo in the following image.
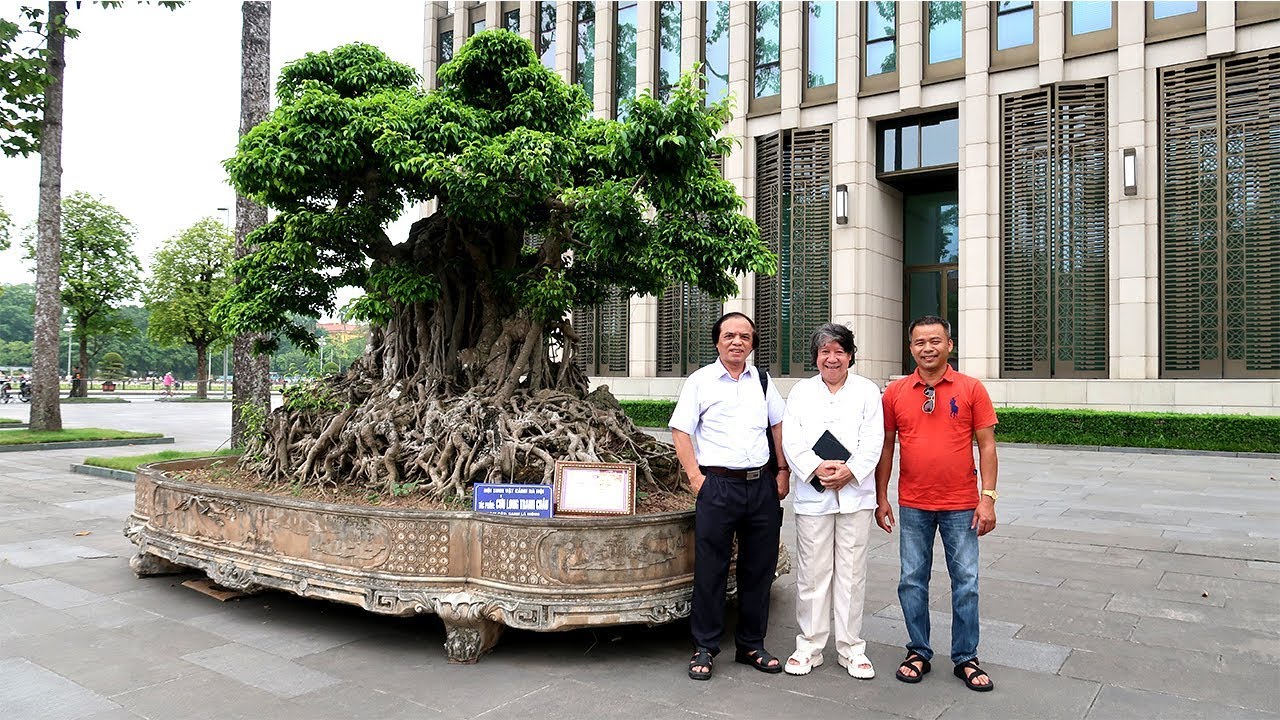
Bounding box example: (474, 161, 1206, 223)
(949, 397, 959, 418)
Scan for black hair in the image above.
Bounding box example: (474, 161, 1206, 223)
(809, 323, 857, 365)
(711, 311, 759, 351)
(907, 314, 952, 340)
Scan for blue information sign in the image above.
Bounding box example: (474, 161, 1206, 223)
(473, 483, 554, 518)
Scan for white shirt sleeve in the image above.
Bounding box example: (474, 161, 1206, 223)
(847, 377, 885, 485)
(765, 375, 785, 427)
(782, 382, 822, 482)
(668, 375, 700, 436)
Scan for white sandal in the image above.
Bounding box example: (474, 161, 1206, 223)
(839, 653, 875, 680)
(783, 650, 824, 676)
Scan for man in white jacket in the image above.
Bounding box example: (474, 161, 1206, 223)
(781, 323, 884, 679)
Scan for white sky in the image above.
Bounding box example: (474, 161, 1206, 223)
(0, 0, 428, 310)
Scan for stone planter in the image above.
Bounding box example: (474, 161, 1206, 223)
(126, 458, 780, 663)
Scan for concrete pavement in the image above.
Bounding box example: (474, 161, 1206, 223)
(0, 398, 1277, 719)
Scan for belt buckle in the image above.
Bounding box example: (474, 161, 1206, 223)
(746, 468, 761, 480)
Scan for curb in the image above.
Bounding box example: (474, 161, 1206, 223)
(0, 423, 30, 430)
(0, 437, 174, 453)
(69, 463, 137, 483)
(996, 441, 1278, 460)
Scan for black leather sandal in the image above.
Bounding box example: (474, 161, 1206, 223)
(688, 648, 714, 681)
(953, 658, 994, 692)
(734, 647, 783, 674)
(895, 652, 931, 683)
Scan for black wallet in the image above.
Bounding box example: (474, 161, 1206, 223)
(809, 430, 851, 492)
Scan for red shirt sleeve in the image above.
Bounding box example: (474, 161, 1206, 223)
(882, 382, 898, 433)
(970, 379, 998, 430)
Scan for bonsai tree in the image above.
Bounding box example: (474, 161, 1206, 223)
(98, 351, 125, 382)
(220, 31, 774, 499)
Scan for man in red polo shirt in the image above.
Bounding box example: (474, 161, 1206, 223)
(875, 315, 999, 692)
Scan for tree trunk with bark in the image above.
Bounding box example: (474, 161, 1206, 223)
(231, 0, 272, 445)
(74, 337, 88, 397)
(194, 343, 208, 399)
(239, 215, 682, 500)
(29, 1, 67, 431)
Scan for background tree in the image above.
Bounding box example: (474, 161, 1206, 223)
(220, 32, 774, 499)
(0, 283, 36, 342)
(145, 217, 234, 399)
(25, 191, 142, 396)
(99, 304, 197, 379)
(0, 197, 11, 250)
(2, 1, 181, 429)
(231, 0, 271, 443)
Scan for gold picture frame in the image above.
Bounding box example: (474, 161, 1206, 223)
(553, 461, 637, 516)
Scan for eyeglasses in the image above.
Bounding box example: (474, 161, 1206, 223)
(922, 385, 935, 414)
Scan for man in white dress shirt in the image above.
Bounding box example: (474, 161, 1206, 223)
(781, 323, 884, 679)
(669, 312, 790, 681)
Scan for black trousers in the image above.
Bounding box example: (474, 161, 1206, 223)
(690, 469, 782, 653)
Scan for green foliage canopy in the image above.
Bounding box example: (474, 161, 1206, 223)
(144, 217, 234, 352)
(221, 31, 774, 363)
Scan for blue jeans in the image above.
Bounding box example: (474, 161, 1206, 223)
(897, 506, 980, 665)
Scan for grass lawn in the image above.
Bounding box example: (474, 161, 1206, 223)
(0, 428, 164, 445)
(63, 397, 130, 404)
(82, 448, 239, 472)
(0, 418, 21, 425)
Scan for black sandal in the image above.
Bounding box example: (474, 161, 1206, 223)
(895, 652, 931, 683)
(688, 648, 714, 681)
(953, 658, 994, 692)
(734, 647, 783, 674)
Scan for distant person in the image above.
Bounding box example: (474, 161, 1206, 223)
(781, 323, 883, 680)
(875, 315, 1000, 692)
(162, 371, 175, 397)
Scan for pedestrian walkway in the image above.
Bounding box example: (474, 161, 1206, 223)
(0, 401, 1276, 719)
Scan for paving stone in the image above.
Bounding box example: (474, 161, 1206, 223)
(181, 643, 341, 699)
(109, 668, 287, 720)
(1156, 572, 1276, 609)
(185, 603, 381, 659)
(869, 605, 1071, 674)
(1060, 647, 1279, 713)
(1105, 592, 1280, 634)
(1085, 685, 1280, 720)
(1130, 615, 1280, 664)
(58, 493, 137, 520)
(0, 657, 120, 720)
(264, 682, 446, 720)
(63, 598, 162, 630)
(979, 578, 1113, 610)
(1029, 528, 1179, 552)
(0, 596, 82, 640)
(0, 537, 113, 567)
(3, 577, 104, 609)
(936, 663, 1101, 720)
(1172, 537, 1280, 562)
(2, 626, 196, 697)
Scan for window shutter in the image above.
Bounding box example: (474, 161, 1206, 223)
(657, 284, 681, 375)
(599, 292, 629, 374)
(754, 131, 783, 375)
(1001, 88, 1054, 377)
(1053, 80, 1109, 377)
(788, 127, 833, 374)
(571, 305, 597, 373)
(1222, 50, 1280, 377)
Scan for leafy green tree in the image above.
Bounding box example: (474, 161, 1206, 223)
(98, 350, 124, 381)
(145, 217, 234, 399)
(25, 191, 142, 396)
(0, 197, 12, 251)
(0, 340, 32, 367)
(0, 283, 36, 342)
(98, 304, 196, 379)
(220, 32, 773, 499)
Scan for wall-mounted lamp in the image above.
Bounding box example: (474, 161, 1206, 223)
(835, 184, 849, 224)
(1122, 148, 1137, 196)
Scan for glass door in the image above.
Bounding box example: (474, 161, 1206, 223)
(903, 191, 959, 372)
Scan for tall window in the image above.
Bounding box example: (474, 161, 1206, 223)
(805, 1, 836, 103)
(504, 8, 520, 32)
(1001, 82, 1109, 378)
(1066, 1, 1116, 56)
(575, 1, 596, 97)
(657, 284, 723, 376)
(755, 127, 833, 377)
(472, 19, 486, 34)
(439, 29, 454, 66)
(862, 2, 897, 94)
(615, 1, 638, 119)
(703, 1, 730, 106)
(925, 1, 963, 80)
(537, 2, 556, 70)
(1160, 51, 1280, 379)
(753, 1, 782, 108)
(1146, 1, 1204, 41)
(992, 1, 1037, 68)
(656, 1, 682, 102)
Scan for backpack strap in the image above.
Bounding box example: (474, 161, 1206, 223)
(759, 368, 778, 473)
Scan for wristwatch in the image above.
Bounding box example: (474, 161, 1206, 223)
(980, 489, 998, 502)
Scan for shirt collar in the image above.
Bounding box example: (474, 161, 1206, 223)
(909, 364, 955, 388)
(714, 358, 756, 381)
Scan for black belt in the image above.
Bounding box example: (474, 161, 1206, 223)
(700, 465, 767, 480)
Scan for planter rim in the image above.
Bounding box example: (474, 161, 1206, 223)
(139, 458, 695, 527)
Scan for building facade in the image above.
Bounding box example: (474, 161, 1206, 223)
(425, 1, 1280, 415)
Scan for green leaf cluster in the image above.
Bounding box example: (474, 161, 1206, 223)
(144, 217, 234, 352)
(220, 30, 774, 352)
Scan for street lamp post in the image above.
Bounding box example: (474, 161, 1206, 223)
(217, 207, 231, 398)
(63, 322, 74, 378)
(317, 336, 327, 376)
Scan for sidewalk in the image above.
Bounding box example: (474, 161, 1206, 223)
(0, 400, 1277, 719)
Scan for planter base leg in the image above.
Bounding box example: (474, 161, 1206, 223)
(440, 614, 504, 664)
(130, 551, 187, 577)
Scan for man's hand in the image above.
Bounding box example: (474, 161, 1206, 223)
(775, 469, 791, 499)
(690, 472, 706, 496)
(971, 498, 996, 536)
(817, 460, 853, 490)
(875, 500, 895, 533)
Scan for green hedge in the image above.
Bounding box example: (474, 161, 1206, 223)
(620, 401, 1278, 454)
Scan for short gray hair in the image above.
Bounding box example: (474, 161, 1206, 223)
(809, 323, 857, 365)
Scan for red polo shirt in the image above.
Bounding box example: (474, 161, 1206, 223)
(882, 366, 998, 511)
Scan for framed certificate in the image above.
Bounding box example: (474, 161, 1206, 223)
(553, 461, 636, 516)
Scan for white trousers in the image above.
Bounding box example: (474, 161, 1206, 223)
(793, 509, 873, 662)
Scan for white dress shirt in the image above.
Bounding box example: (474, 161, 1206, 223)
(669, 358, 786, 469)
(782, 372, 884, 515)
